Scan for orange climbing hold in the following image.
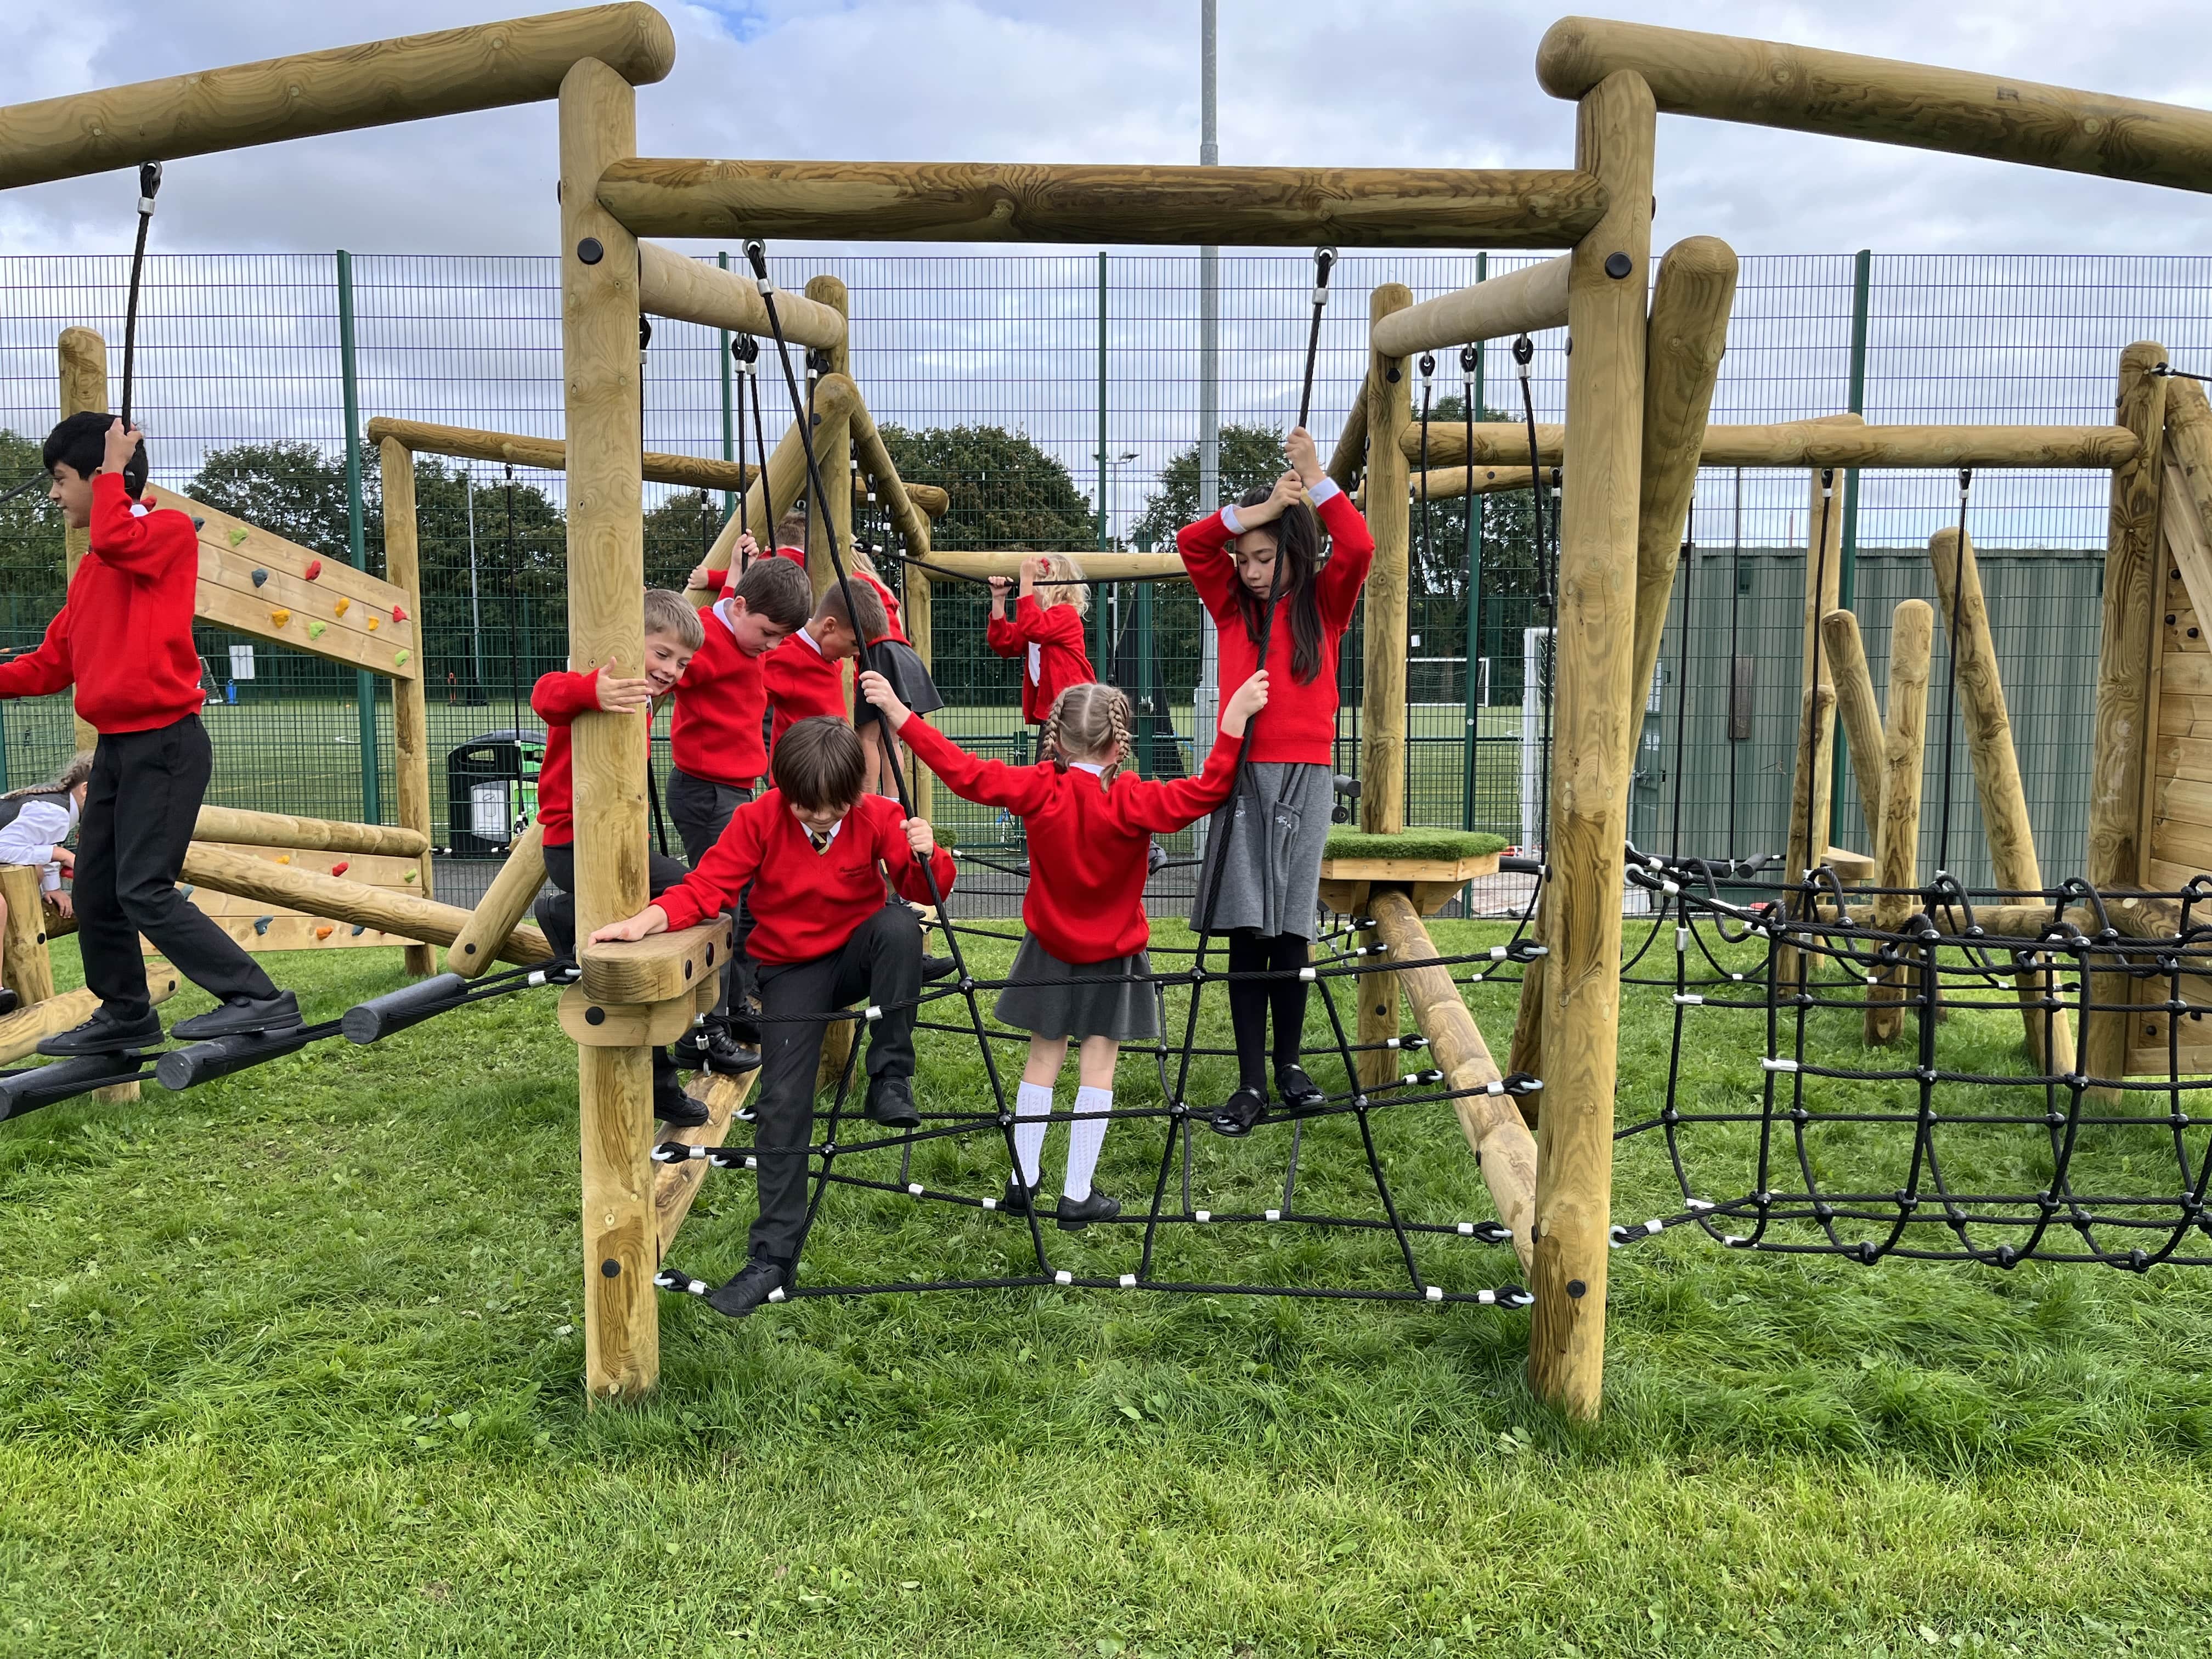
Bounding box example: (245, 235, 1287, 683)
(333, 597, 351, 618)
(270, 608, 291, 628)
(314, 925, 335, 941)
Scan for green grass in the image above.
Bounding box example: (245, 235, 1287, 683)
(1321, 828, 1506, 862)
(3, 923, 2211, 1656)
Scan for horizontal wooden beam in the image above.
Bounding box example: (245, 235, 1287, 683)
(597, 159, 1609, 248)
(0, 975, 177, 1066)
(194, 805, 428, 859)
(1376, 465, 1545, 504)
(1537, 16, 2212, 196)
(0, 5, 675, 193)
(580, 918, 731, 1005)
(1370, 255, 1572, 358)
(1407, 419, 2141, 470)
(915, 550, 1186, 582)
(363, 414, 947, 517)
(637, 240, 844, 350)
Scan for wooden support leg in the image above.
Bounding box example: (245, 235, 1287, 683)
(0, 866, 57, 1006)
(1821, 608, 1887, 848)
(561, 57, 656, 1402)
(446, 821, 549, 978)
(1927, 527, 2075, 1074)
(1527, 69, 1655, 1422)
(1866, 602, 1933, 1046)
(376, 436, 437, 974)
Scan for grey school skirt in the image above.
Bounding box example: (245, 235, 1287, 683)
(994, 935, 1161, 1043)
(857, 639, 944, 727)
(1189, 760, 1332, 940)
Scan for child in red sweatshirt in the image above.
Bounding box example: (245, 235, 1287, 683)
(591, 716, 954, 1319)
(761, 578, 884, 757)
(0, 415, 295, 1056)
(667, 556, 813, 1075)
(1176, 425, 1374, 1137)
(863, 667, 1269, 1229)
(529, 589, 705, 1126)
(986, 554, 1094, 758)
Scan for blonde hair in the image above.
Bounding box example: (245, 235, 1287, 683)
(1042, 682, 1132, 781)
(2, 752, 93, 801)
(1023, 551, 1091, 618)
(641, 588, 706, 651)
(847, 542, 879, 580)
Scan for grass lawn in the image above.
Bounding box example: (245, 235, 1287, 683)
(3, 920, 2210, 1656)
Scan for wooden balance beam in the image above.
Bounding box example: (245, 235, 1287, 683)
(1404, 420, 2141, 471)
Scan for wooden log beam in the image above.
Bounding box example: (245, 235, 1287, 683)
(1404, 420, 2139, 471)
(1370, 255, 1572, 359)
(362, 415, 947, 518)
(377, 435, 437, 972)
(1367, 890, 1537, 1276)
(580, 919, 731, 1006)
(58, 328, 106, 753)
(0, 974, 178, 1068)
(1866, 600, 1933, 1045)
(0, 867, 57, 1008)
(637, 240, 844, 350)
(596, 159, 1610, 249)
(1781, 459, 1852, 979)
(193, 805, 428, 859)
(1384, 465, 1542, 504)
(1326, 374, 1371, 494)
(1628, 235, 1738, 766)
(1357, 284, 1415, 1090)
(0, 5, 675, 193)
(912, 550, 1187, 583)
(655, 1069, 760, 1256)
(1928, 526, 2075, 1072)
(1528, 68, 1655, 1421)
(850, 389, 937, 556)
(561, 56, 657, 1402)
(1821, 609, 1888, 847)
(2084, 344, 2169, 1096)
(447, 822, 549, 978)
(1537, 16, 2212, 197)
(690, 373, 861, 603)
(805, 276, 856, 603)
(179, 843, 550, 965)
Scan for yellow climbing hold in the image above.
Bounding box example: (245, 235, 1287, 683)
(276, 855, 291, 865)
(270, 608, 291, 628)
(332, 597, 350, 618)
(365, 616, 380, 631)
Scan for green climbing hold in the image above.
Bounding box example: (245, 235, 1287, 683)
(228, 528, 249, 548)
(394, 648, 411, 668)
(402, 869, 419, 883)
(306, 620, 327, 640)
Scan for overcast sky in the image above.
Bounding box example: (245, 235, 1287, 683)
(3, 1, 2212, 258)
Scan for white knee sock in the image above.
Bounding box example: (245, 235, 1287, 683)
(1012, 1081, 1053, 1188)
(1063, 1085, 1113, 1203)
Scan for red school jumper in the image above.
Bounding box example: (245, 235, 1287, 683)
(762, 628, 849, 756)
(985, 593, 1094, 725)
(901, 717, 1240, 963)
(0, 474, 204, 730)
(1175, 481, 1374, 766)
(657, 791, 955, 963)
(672, 600, 772, 789)
(528, 669, 602, 847)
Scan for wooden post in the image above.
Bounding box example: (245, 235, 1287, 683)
(802, 277, 854, 600)
(1821, 608, 1887, 846)
(1527, 69, 1655, 1420)
(1927, 526, 2074, 1072)
(1370, 255, 1571, 358)
(2083, 343, 2167, 1097)
(0, 866, 57, 1007)
(1867, 601, 1933, 1045)
(58, 328, 107, 754)
(1628, 235, 1739, 742)
(1356, 284, 1414, 1090)
(1783, 451, 1852, 900)
(376, 435, 436, 973)
(1325, 374, 1370, 494)
(902, 575, 935, 821)
(446, 821, 549, 978)
(689, 374, 861, 602)
(560, 56, 655, 1402)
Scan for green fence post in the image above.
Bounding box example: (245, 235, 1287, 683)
(1832, 248, 1871, 825)
(718, 250, 736, 520)
(1462, 252, 1487, 833)
(1096, 251, 1111, 671)
(336, 249, 381, 825)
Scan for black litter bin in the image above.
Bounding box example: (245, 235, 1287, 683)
(446, 729, 546, 854)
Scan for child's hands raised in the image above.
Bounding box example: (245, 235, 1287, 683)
(1285, 426, 1321, 484)
(589, 904, 669, 944)
(986, 575, 1011, 617)
(902, 817, 937, 860)
(1222, 669, 1271, 735)
(733, 531, 759, 568)
(857, 669, 912, 730)
(591, 663, 654, 714)
(685, 561, 718, 592)
(1238, 470, 1304, 527)
(101, 418, 143, 476)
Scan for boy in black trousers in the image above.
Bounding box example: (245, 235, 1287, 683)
(0, 416, 297, 1053)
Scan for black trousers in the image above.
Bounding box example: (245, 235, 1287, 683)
(78, 715, 276, 1022)
(749, 902, 923, 1263)
(539, 842, 693, 1090)
(667, 765, 758, 1017)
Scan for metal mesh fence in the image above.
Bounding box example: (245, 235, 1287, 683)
(2, 250, 2205, 897)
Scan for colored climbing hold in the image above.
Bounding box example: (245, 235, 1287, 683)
(332, 597, 351, 618)
(276, 855, 292, 865)
(329, 860, 350, 878)
(307, 620, 327, 640)
(402, 869, 419, 883)
(365, 617, 380, 631)
(228, 527, 248, 548)
(253, 916, 273, 935)
(270, 608, 291, 628)
(251, 568, 269, 587)
(390, 604, 408, 623)
(314, 925, 335, 941)
(394, 648, 411, 668)
(303, 559, 323, 580)
(351, 925, 366, 937)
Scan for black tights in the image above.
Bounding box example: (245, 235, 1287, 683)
(1225, 930, 1310, 1093)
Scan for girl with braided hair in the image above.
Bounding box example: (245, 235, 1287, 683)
(861, 669, 1271, 1229)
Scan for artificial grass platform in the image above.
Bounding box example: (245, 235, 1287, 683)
(1321, 827, 1506, 863)
(4, 926, 2212, 1656)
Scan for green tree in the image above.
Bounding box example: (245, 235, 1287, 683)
(0, 429, 67, 628)
(643, 488, 723, 589)
(876, 424, 1093, 551)
(187, 441, 355, 562)
(1129, 422, 1288, 551)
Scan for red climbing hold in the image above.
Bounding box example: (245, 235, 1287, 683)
(303, 559, 323, 580)
(391, 604, 408, 623)
(329, 860, 351, 878)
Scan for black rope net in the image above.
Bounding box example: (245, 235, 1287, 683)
(1610, 856, 2212, 1269)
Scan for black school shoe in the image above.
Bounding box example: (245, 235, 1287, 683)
(919, 955, 957, 983)
(654, 1074, 712, 1130)
(171, 990, 301, 1041)
(865, 1074, 921, 1129)
(0, 987, 18, 1018)
(706, 1256, 790, 1319)
(1274, 1064, 1327, 1110)
(672, 1022, 761, 1076)
(1001, 1176, 1034, 1215)
(1057, 1190, 1120, 1231)
(1209, 1085, 1267, 1138)
(37, 1007, 166, 1057)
